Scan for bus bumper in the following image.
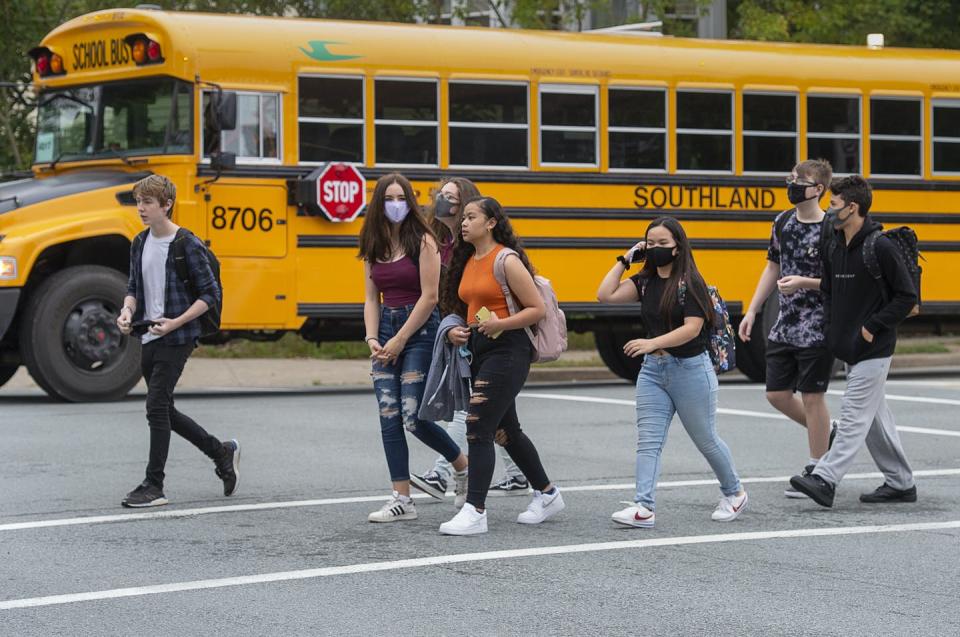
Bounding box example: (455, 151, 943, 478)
(0, 288, 20, 340)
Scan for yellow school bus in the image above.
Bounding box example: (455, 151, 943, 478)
(2, 7, 959, 400)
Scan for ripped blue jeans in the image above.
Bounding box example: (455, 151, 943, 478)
(372, 305, 461, 482)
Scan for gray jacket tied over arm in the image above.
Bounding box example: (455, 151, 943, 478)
(418, 313, 471, 422)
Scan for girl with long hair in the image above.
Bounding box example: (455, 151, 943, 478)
(437, 197, 563, 535)
(359, 173, 468, 523)
(411, 178, 528, 505)
(596, 216, 747, 527)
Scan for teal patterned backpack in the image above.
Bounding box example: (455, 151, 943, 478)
(678, 281, 737, 374)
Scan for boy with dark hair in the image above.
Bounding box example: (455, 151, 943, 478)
(790, 175, 917, 508)
(739, 159, 836, 498)
(116, 175, 239, 508)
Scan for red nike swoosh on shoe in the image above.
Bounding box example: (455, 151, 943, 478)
(732, 498, 746, 513)
(634, 511, 653, 521)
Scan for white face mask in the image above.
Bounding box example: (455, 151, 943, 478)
(384, 200, 410, 224)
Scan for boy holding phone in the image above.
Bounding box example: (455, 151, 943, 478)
(116, 175, 239, 508)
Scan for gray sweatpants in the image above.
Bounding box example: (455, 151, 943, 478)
(813, 356, 914, 490)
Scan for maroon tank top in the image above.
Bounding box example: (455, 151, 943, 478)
(370, 257, 421, 307)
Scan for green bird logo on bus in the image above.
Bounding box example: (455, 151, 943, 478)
(300, 40, 362, 62)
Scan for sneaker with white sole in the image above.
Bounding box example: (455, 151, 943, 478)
(453, 470, 468, 509)
(368, 492, 417, 523)
(711, 491, 748, 522)
(517, 489, 565, 524)
(490, 474, 529, 495)
(439, 503, 487, 535)
(410, 471, 447, 500)
(121, 481, 168, 508)
(611, 502, 655, 528)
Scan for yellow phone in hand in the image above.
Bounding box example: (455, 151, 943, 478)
(475, 306, 502, 339)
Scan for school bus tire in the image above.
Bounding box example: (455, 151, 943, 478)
(0, 364, 18, 388)
(594, 326, 644, 382)
(19, 266, 141, 402)
(734, 293, 779, 383)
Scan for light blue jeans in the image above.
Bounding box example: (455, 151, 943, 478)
(634, 351, 741, 510)
(429, 410, 522, 482)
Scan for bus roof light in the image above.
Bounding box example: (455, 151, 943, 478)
(27, 46, 65, 77)
(147, 40, 161, 61)
(50, 54, 63, 75)
(125, 33, 164, 65)
(36, 55, 50, 76)
(867, 33, 884, 49)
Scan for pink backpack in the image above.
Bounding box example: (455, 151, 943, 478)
(493, 248, 568, 363)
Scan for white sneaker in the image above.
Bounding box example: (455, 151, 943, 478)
(711, 491, 748, 522)
(439, 503, 487, 535)
(368, 492, 417, 523)
(453, 470, 468, 509)
(517, 489, 565, 524)
(611, 502, 656, 528)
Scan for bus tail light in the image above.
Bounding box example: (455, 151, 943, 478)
(27, 47, 66, 78)
(124, 34, 164, 66)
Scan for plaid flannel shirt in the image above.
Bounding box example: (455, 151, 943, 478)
(127, 228, 220, 346)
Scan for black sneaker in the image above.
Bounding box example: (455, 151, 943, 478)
(122, 482, 168, 508)
(828, 420, 839, 450)
(860, 483, 917, 503)
(490, 475, 529, 495)
(215, 439, 240, 497)
(410, 471, 447, 500)
(789, 473, 835, 508)
(784, 463, 816, 499)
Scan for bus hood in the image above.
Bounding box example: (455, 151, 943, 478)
(0, 170, 150, 215)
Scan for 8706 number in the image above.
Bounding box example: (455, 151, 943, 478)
(211, 206, 274, 232)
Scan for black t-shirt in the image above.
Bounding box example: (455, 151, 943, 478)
(630, 273, 707, 358)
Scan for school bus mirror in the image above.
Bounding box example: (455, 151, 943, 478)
(215, 92, 237, 132)
(210, 151, 236, 172)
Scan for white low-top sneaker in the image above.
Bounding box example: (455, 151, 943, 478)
(711, 491, 748, 522)
(517, 489, 565, 524)
(611, 502, 655, 528)
(439, 503, 488, 535)
(453, 470, 468, 509)
(368, 492, 417, 523)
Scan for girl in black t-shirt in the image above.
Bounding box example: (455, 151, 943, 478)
(597, 216, 747, 528)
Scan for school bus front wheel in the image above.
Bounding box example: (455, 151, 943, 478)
(18, 266, 142, 402)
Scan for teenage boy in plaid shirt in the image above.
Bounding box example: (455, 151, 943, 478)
(116, 175, 239, 508)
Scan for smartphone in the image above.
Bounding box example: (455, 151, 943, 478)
(631, 244, 647, 263)
(474, 306, 502, 339)
(130, 319, 159, 335)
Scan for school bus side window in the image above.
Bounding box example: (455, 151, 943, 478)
(540, 84, 598, 166)
(608, 87, 666, 171)
(298, 75, 364, 164)
(807, 95, 860, 174)
(202, 91, 280, 162)
(870, 97, 922, 176)
(375, 78, 438, 165)
(449, 81, 528, 167)
(742, 93, 797, 173)
(932, 99, 960, 174)
(676, 90, 732, 172)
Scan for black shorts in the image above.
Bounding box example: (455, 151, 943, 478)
(765, 340, 834, 393)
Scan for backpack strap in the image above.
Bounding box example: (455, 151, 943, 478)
(773, 208, 794, 250)
(171, 227, 197, 295)
(492, 247, 537, 345)
(861, 229, 891, 305)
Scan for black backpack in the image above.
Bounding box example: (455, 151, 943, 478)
(171, 228, 223, 336)
(863, 227, 923, 317)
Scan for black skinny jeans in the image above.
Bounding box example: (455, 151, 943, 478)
(466, 329, 550, 509)
(142, 340, 222, 488)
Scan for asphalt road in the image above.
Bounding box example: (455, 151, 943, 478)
(2, 375, 959, 636)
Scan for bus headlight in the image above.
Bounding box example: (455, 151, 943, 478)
(0, 257, 17, 280)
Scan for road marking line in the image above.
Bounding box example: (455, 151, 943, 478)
(519, 392, 960, 436)
(3, 469, 959, 534)
(825, 389, 960, 406)
(2, 519, 959, 610)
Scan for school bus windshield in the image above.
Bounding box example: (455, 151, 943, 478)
(34, 77, 193, 164)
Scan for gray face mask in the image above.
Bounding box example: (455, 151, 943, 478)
(435, 196, 457, 218)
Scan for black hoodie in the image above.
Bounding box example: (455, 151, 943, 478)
(820, 218, 918, 365)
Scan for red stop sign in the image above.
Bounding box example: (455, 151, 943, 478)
(315, 163, 366, 222)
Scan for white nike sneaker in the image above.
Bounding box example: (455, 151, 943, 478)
(367, 492, 417, 523)
(611, 502, 656, 528)
(517, 489, 565, 524)
(439, 503, 488, 535)
(453, 470, 468, 509)
(711, 491, 748, 522)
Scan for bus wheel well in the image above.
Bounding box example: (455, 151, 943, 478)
(26, 235, 130, 290)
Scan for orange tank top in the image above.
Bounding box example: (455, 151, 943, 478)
(459, 244, 509, 323)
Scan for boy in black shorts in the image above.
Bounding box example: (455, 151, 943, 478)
(738, 159, 836, 498)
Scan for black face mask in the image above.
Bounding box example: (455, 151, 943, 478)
(826, 205, 856, 228)
(647, 246, 677, 267)
(435, 197, 457, 218)
(787, 183, 818, 205)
